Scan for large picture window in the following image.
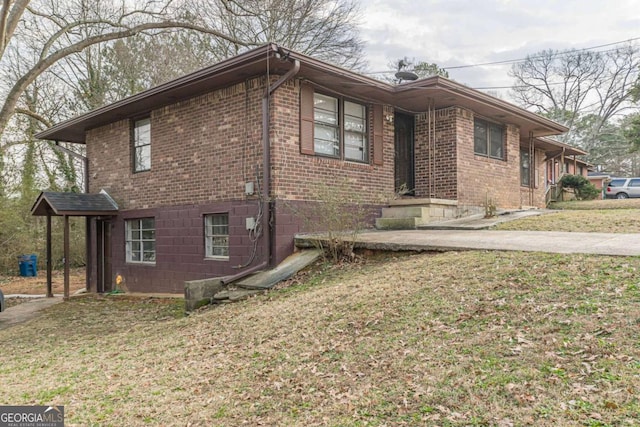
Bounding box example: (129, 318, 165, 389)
(126, 218, 155, 263)
(474, 118, 504, 160)
(133, 118, 151, 172)
(313, 93, 368, 162)
(205, 214, 229, 259)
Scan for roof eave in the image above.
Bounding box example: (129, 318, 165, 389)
(402, 76, 569, 135)
(36, 43, 282, 143)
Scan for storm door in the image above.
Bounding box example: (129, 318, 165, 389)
(394, 113, 415, 194)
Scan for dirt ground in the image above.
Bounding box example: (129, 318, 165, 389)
(0, 268, 86, 295)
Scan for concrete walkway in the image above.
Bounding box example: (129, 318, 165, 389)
(0, 297, 63, 331)
(297, 229, 640, 256)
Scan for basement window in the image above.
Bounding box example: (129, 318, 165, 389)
(126, 218, 155, 264)
(205, 213, 229, 259)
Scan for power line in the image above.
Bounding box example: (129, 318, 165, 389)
(364, 36, 640, 75)
(442, 37, 640, 70)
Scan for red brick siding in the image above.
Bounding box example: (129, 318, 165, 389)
(86, 78, 265, 209)
(414, 107, 459, 199)
(519, 147, 547, 207)
(456, 110, 522, 208)
(269, 80, 395, 203)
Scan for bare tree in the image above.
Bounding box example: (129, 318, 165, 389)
(0, 0, 248, 141)
(196, 0, 365, 69)
(509, 46, 640, 148)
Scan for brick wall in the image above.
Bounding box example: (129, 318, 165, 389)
(519, 147, 547, 207)
(414, 107, 459, 199)
(456, 110, 523, 208)
(270, 80, 395, 203)
(88, 201, 265, 294)
(87, 78, 265, 209)
(85, 76, 395, 290)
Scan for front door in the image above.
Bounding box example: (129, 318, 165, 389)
(394, 113, 415, 194)
(96, 219, 112, 293)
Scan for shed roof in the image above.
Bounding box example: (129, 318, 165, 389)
(36, 43, 569, 144)
(31, 191, 119, 216)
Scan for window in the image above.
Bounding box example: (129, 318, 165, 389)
(313, 93, 368, 162)
(520, 150, 530, 186)
(474, 118, 504, 160)
(133, 118, 151, 172)
(205, 214, 229, 258)
(629, 179, 640, 187)
(126, 218, 155, 263)
(344, 101, 368, 162)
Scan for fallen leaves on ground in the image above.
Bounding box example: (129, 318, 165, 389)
(1, 252, 640, 426)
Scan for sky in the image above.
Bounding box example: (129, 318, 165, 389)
(358, 0, 640, 99)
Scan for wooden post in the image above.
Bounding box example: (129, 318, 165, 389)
(46, 213, 53, 298)
(64, 215, 70, 300)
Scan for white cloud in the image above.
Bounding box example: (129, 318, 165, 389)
(359, 0, 640, 96)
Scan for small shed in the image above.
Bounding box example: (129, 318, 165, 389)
(31, 191, 118, 299)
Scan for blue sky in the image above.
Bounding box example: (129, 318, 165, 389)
(358, 0, 640, 97)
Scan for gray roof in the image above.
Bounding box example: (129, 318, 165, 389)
(31, 191, 119, 216)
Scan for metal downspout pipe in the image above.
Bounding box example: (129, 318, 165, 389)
(262, 52, 300, 268)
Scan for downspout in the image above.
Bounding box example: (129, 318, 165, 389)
(53, 141, 91, 292)
(261, 49, 300, 268)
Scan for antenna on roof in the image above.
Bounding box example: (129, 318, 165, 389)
(394, 58, 418, 83)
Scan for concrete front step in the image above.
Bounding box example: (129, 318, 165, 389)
(375, 217, 425, 230)
(376, 199, 461, 230)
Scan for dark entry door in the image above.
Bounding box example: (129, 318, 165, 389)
(394, 113, 415, 194)
(96, 219, 112, 293)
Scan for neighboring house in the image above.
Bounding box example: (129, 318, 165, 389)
(587, 171, 611, 196)
(35, 43, 576, 294)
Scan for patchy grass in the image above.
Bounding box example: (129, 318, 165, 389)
(496, 197, 640, 233)
(495, 209, 640, 233)
(1, 251, 640, 426)
(550, 199, 640, 210)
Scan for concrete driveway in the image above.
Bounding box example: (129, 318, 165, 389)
(297, 230, 640, 256)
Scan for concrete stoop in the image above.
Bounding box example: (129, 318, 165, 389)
(375, 198, 467, 230)
(184, 249, 322, 311)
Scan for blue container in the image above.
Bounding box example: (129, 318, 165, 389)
(18, 254, 37, 277)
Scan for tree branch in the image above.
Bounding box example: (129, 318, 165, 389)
(15, 107, 52, 128)
(0, 20, 248, 138)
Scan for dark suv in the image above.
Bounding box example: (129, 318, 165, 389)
(605, 178, 640, 199)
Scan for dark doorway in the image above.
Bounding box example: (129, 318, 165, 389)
(394, 113, 415, 194)
(96, 219, 112, 293)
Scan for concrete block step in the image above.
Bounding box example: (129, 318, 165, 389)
(380, 206, 430, 219)
(375, 217, 422, 230)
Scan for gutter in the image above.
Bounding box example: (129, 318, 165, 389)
(261, 46, 300, 268)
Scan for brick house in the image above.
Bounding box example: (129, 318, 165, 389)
(36, 43, 573, 294)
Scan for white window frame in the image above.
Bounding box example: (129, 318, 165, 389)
(313, 93, 368, 162)
(125, 218, 156, 264)
(205, 213, 229, 259)
(133, 118, 151, 172)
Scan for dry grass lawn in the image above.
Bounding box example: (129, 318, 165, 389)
(1, 251, 639, 426)
(0, 268, 86, 295)
(495, 199, 640, 233)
